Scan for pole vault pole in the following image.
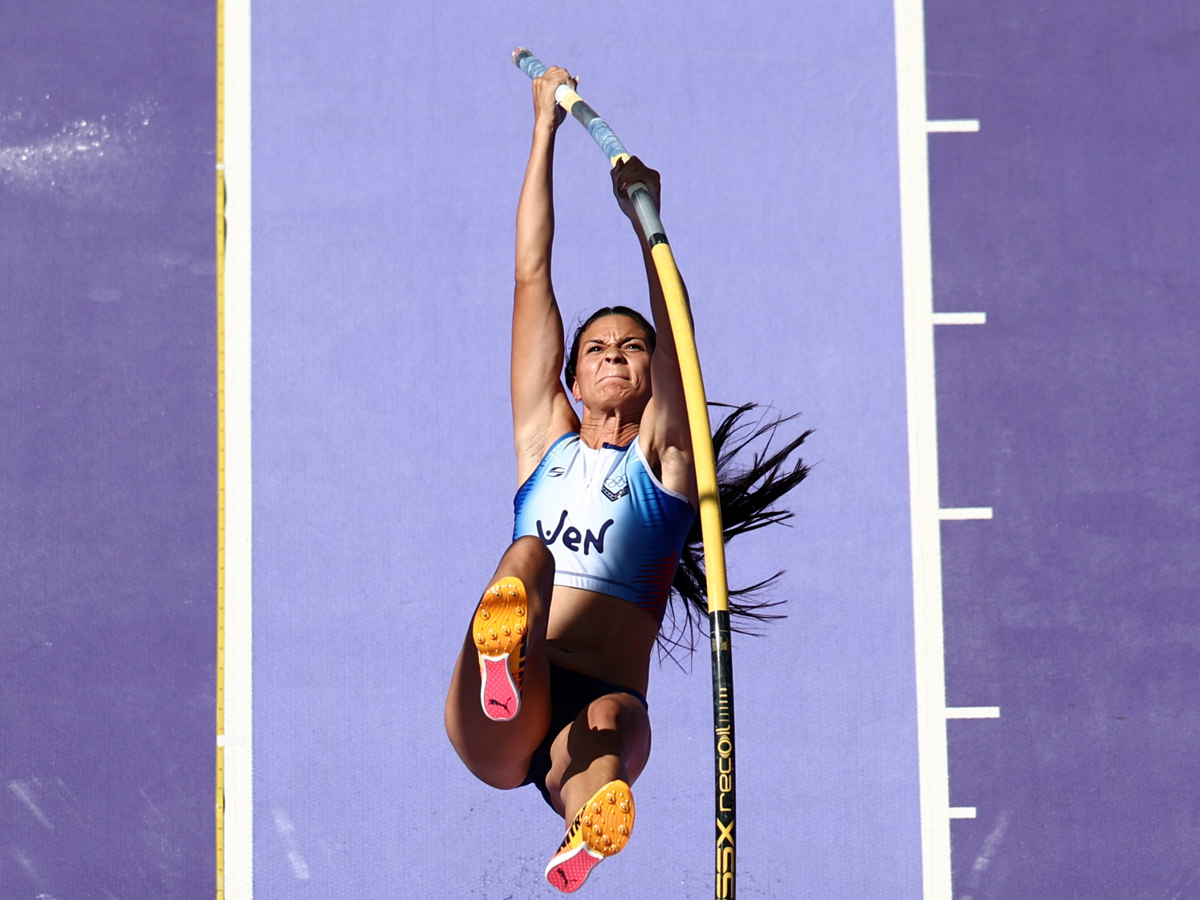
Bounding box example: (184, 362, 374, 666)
(513, 48, 737, 900)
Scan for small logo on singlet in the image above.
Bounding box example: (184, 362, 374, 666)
(547, 467, 565, 477)
(538, 510, 615, 555)
(602, 472, 629, 502)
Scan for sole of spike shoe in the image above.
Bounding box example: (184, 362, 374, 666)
(473, 577, 528, 721)
(545, 780, 634, 893)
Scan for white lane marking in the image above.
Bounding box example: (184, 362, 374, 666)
(949, 807, 978, 819)
(946, 707, 1001, 719)
(926, 119, 980, 132)
(894, 0, 956, 896)
(932, 312, 986, 325)
(939, 507, 993, 520)
(223, 0, 254, 897)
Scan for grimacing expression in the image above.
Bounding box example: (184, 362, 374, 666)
(571, 315, 654, 410)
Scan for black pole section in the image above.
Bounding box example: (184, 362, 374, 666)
(713, 610, 735, 900)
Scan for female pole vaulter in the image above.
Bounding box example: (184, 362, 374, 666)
(444, 64, 810, 893)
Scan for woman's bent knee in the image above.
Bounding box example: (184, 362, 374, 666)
(445, 711, 534, 790)
(586, 693, 645, 733)
(455, 746, 529, 790)
(476, 767, 527, 791)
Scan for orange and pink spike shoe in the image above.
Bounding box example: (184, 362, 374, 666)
(544, 780, 635, 893)
(473, 576, 528, 722)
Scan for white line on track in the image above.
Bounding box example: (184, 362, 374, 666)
(926, 119, 981, 132)
(939, 507, 994, 520)
(949, 808, 978, 819)
(894, 0, 957, 896)
(931, 312, 986, 325)
(223, 0, 254, 895)
(945, 707, 1001, 719)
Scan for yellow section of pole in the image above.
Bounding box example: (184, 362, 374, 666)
(512, 45, 738, 893)
(648, 241, 730, 615)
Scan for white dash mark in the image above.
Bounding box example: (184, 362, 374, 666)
(932, 312, 987, 325)
(926, 119, 980, 132)
(949, 807, 977, 819)
(8, 780, 53, 830)
(939, 507, 994, 520)
(273, 809, 311, 880)
(946, 707, 1001, 719)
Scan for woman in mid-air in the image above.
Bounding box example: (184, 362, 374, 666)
(445, 65, 808, 893)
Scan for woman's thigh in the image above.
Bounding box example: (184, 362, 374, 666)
(444, 536, 556, 788)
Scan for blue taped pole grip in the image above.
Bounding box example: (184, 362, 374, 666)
(512, 48, 548, 80)
(586, 118, 629, 163)
(512, 47, 630, 163)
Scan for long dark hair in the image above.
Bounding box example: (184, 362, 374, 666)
(662, 402, 812, 656)
(565, 312, 813, 655)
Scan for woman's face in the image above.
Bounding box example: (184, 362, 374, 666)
(571, 315, 654, 413)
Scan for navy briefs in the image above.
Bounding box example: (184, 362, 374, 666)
(521, 664, 649, 811)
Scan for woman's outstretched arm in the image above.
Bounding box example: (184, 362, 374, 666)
(512, 67, 580, 484)
(611, 158, 698, 506)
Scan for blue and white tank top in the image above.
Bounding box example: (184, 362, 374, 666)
(513, 433, 696, 620)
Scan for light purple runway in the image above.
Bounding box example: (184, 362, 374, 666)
(252, 1, 919, 897)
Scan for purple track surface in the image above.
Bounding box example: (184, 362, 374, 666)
(1, 2, 215, 897)
(926, 2, 1200, 897)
